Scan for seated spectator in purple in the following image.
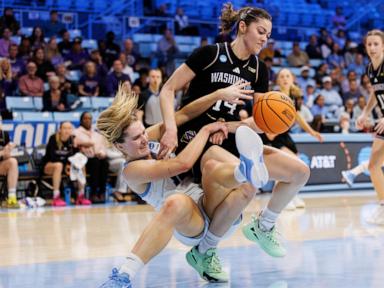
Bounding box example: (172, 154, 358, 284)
(33, 47, 55, 82)
(65, 37, 89, 70)
(78, 62, 100, 97)
(106, 60, 130, 97)
(18, 61, 44, 97)
(0, 59, 16, 96)
(8, 44, 25, 79)
(102, 31, 120, 68)
(0, 27, 14, 57)
(43, 10, 65, 38)
(305, 34, 322, 59)
(45, 37, 64, 67)
(0, 7, 19, 35)
(18, 36, 32, 62)
(58, 29, 72, 58)
(89, 49, 108, 80)
(43, 76, 68, 111)
(55, 63, 74, 94)
(29, 26, 46, 50)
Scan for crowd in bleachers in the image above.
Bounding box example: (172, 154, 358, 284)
(0, 4, 382, 209)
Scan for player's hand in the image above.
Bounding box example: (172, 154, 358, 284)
(204, 122, 228, 139)
(209, 130, 226, 145)
(217, 81, 254, 105)
(312, 131, 324, 142)
(159, 129, 178, 159)
(374, 118, 384, 134)
(356, 114, 368, 130)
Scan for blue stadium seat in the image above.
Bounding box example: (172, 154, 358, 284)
(91, 97, 113, 111)
(82, 39, 98, 50)
(21, 111, 54, 122)
(69, 29, 82, 40)
(19, 27, 33, 37)
(12, 112, 23, 121)
(53, 112, 82, 122)
(79, 97, 93, 110)
(66, 70, 83, 82)
(6, 96, 35, 111)
(11, 36, 21, 45)
(33, 97, 43, 111)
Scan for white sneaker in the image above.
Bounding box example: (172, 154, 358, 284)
(284, 201, 296, 211)
(235, 126, 269, 188)
(293, 196, 305, 208)
(366, 206, 384, 225)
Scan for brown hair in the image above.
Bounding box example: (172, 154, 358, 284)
(220, 2, 272, 33)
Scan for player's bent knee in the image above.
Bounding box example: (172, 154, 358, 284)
(162, 194, 191, 220)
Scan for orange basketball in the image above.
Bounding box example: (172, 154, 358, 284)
(253, 91, 296, 134)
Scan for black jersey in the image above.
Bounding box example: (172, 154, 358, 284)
(176, 43, 269, 181)
(367, 60, 384, 115)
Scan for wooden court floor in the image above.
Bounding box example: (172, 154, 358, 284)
(1, 190, 383, 288)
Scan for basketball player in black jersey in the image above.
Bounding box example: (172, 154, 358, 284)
(356, 29, 384, 225)
(159, 3, 310, 268)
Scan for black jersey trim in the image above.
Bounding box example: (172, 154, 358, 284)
(242, 60, 250, 68)
(224, 42, 234, 65)
(202, 43, 220, 71)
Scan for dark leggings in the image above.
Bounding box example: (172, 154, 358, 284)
(86, 157, 109, 196)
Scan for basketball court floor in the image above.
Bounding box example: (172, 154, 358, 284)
(1, 190, 383, 288)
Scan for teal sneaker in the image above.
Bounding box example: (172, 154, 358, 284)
(186, 246, 228, 282)
(242, 216, 286, 257)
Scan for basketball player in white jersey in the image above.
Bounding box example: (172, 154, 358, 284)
(97, 82, 270, 287)
(356, 29, 384, 225)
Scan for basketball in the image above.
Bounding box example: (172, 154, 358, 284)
(253, 91, 296, 134)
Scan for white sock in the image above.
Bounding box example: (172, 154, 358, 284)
(198, 230, 222, 254)
(350, 161, 369, 176)
(119, 252, 144, 279)
(8, 188, 16, 199)
(53, 190, 60, 199)
(234, 165, 246, 184)
(259, 207, 279, 232)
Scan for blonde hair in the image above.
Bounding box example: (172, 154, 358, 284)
(0, 59, 12, 81)
(220, 2, 271, 33)
(96, 84, 139, 145)
(365, 29, 384, 45)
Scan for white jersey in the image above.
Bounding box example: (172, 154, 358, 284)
(126, 141, 203, 211)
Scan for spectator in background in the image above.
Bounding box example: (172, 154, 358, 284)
(123, 38, 141, 70)
(305, 34, 322, 59)
(43, 76, 68, 111)
(352, 95, 374, 128)
(43, 10, 65, 38)
(0, 7, 19, 35)
(45, 36, 64, 66)
(296, 66, 316, 92)
(18, 36, 32, 61)
(344, 41, 358, 67)
(174, 7, 198, 35)
(359, 74, 372, 101)
(133, 67, 149, 91)
(89, 49, 108, 95)
(305, 84, 316, 107)
(29, 26, 46, 50)
(8, 44, 25, 79)
(42, 121, 90, 206)
(55, 63, 74, 95)
(0, 59, 16, 96)
(33, 47, 55, 82)
(0, 124, 19, 208)
(341, 70, 359, 94)
(342, 79, 360, 104)
(106, 59, 130, 97)
(118, 52, 135, 82)
(259, 39, 282, 64)
(103, 31, 120, 68)
(74, 112, 109, 203)
(157, 28, 179, 77)
(339, 112, 351, 134)
(311, 94, 327, 118)
(314, 63, 329, 87)
(287, 42, 310, 67)
(18, 61, 44, 97)
(66, 37, 89, 70)
(327, 43, 345, 69)
(140, 68, 163, 126)
(333, 29, 347, 49)
(332, 6, 346, 31)
(78, 61, 100, 97)
(319, 76, 343, 118)
(0, 27, 14, 57)
(321, 35, 334, 59)
(106, 146, 130, 202)
(263, 57, 276, 85)
(58, 29, 72, 58)
(341, 98, 355, 119)
(348, 53, 365, 76)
